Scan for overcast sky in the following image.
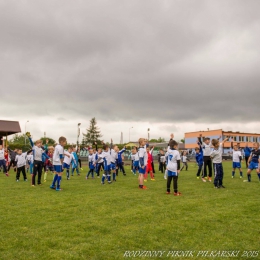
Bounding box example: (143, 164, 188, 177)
(1, 0, 260, 143)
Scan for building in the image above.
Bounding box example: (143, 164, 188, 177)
(0, 120, 21, 144)
(185, 129, 260, 151)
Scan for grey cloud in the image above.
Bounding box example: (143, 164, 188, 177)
(1, 0, 260, 125)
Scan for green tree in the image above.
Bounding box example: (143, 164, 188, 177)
(158, 137, 165, 142)
(40, 137, 56, 145)
(180, 138, 185, 143)
(83, 118, 102, 145)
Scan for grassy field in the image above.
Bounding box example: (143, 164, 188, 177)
(0, 161, 259, 260)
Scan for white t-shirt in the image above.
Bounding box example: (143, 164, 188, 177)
(63, 151, 75, 165)
(0, 148, 5, 160)
(138, 146, 147, 167)
(99, 150, 111, 166)
(15, 153, 27, 168)
(134, 153, 139, 162)
(233, 150, 242, 163)
(53, 144, 64, 166)
(182, 155, 187, 163)
(27, 154, 34, 164)
(88, 154, 95, 164)
(160, 155, 166, 163)
(167, 148, 181, 172)
(110, 149, 118, 164)
(203, 143, 212, 156)
(211, 143, 223, 164)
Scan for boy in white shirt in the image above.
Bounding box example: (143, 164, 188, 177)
(63, 146, 76, 180)
(15, 149, 32, 181)
(210, 137, 229, 188)
(50, 136, 67, 191)
(166, 140, 181, 196)
(231, 143, 243, 178)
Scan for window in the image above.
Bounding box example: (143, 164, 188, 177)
(239, 136, 243, 142)
(233, 136, 237, 141)
(245, 136, 250, 142)
(252, 136, 257, 142)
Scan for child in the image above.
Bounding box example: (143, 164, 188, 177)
(50, 136, 67, 191)
(166, 140, 181, 195)
(7, 148, 17, 172)
(244, 143, 252, 167)
(159, 150, 166, 174)
(210, 137, 229, 188)
(231, 142, 243, 178)
(63, 146, 76, 180)
(132, 147, 139, 175)
(117, 146, 126, 176)
(44, 146, 54, 182)
(144, 145, 155, 181)
(95, 148, 104, 178)
(110, 140, 118, 182)
(131, 151, 135, 173)
(71, 147, 80, 176)
(27, 151, 34, 175)
(86, 149, 95, 179)
(198, 135, 220, 182)
(0, 138, 9, 176)
(195, 140, 204, 179)
(164, 150, 169, 180)
(138, 138, 148, 189)
(28, 134, 50, 186)
(15, 149, 31, 182)
(244, 142, 260, 182)
(180, 151, 189, 171)
(94, 143, 112, 185)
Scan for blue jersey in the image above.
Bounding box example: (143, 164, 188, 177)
(117, 148, 125, 164)
(196, 144, 204, 165)
(250, 149, 260, 163)
(244, 147, 252, 157)
(71, 152, 78, 168)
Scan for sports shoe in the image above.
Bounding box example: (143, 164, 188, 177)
(24, 179, 28, 182)
(44, 179, 47, 182)
(240, 176, 243, 179)
(202, 178, 206, 182)
(16, 179, 19, 182)
(219, 185, 226, 188)
(142, 185, 148, 189)
(214, 186, 220, 189)
(56, 188, 62, 191)
(174, 192, 181, 196)
(232, 176, 234, 178)
(204, 177, 208, 180)
(166, 191, 171, 194)
(151, 178, 155, 181)
(50, 185, 56, 189)
(32, 185, 35, 187)
(85, 177, 88, 180)
(80, 168, 83, 171)
(101, 182, 105, 185)
(197, 177, 199, 179)
(243, 180, 248, 182)
(144, 179, 147, 182)
(6, 173, 9, 177)
(208, 177, 212, 182)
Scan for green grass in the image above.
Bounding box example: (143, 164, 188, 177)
(0, 162, 259, 260)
